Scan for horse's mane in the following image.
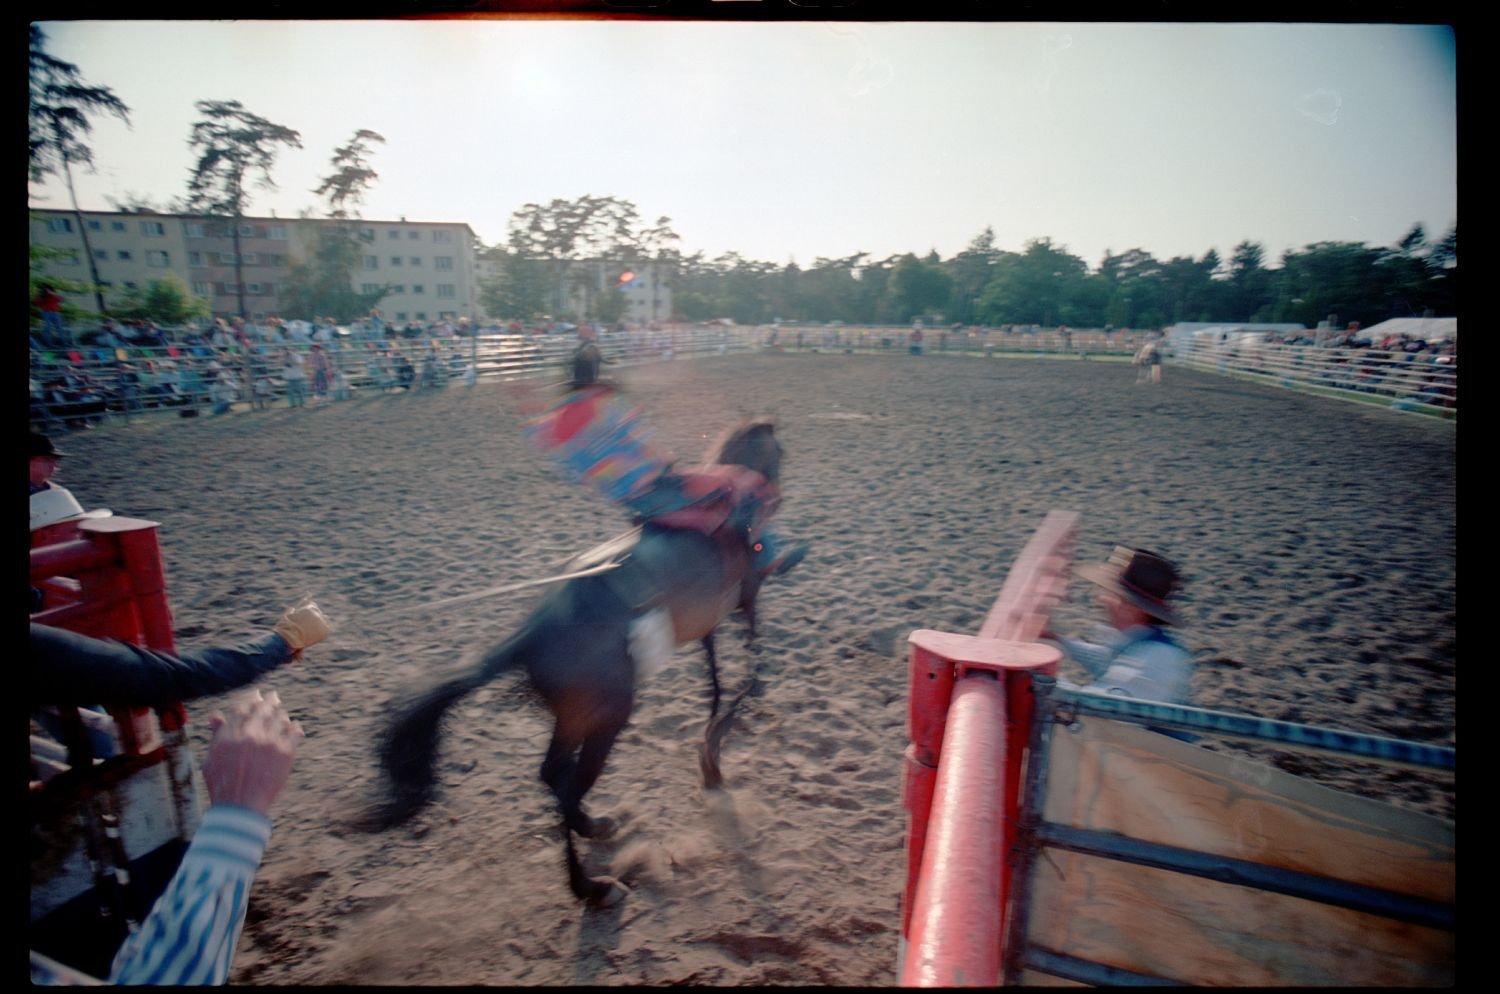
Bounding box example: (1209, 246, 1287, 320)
(705, 417, 780, 472)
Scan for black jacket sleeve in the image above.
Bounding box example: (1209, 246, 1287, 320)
(30, 623, 294, 709)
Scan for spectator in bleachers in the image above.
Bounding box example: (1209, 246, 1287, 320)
(252, 370, 275, 411)
(34, 283, 68, 347)
(420, 345, 444, 389)
(207, 364, 240, 416)
(178, 358, 206, 415)
(116, 359, 142, 413)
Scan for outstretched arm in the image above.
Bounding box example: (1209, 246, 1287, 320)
(29, 602, 329, 709)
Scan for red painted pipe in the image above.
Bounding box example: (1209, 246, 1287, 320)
(900, 745, 939, 941)
(900, 673, 1009, 987)
(902, 640, 957, 945)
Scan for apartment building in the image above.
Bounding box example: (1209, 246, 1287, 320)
(567, 259, 675, 326)
(30, 208, 480, 324)
(472, 253, 675, 324)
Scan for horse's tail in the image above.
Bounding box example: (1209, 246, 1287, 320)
(366, 630, 529, 830)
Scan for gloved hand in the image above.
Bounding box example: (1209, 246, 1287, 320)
(273, 597, 331, 651)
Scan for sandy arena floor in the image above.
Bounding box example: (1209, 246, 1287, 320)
(47, 351, 1455, 985)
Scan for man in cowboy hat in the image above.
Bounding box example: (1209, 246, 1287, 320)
(1044, 546, 1191, 705)
(29, 431, 70, 496)
(30, 432, 114, 545)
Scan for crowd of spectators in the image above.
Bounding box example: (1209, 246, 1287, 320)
(29, 311, 504, 430)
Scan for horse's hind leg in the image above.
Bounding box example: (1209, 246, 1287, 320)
(546, 716, 631, 906)
(561, 823, 629, 907)
(540, 714, 625, 840)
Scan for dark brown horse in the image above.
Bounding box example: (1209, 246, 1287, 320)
(369, 420, 788, 905)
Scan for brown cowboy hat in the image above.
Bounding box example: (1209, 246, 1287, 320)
(1076, 546, 1180, 625)
(29, 431, 68, 459)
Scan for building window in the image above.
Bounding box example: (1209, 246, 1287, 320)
(433, 230, 452, 243)
(396, 312, 407, 320)
(362, 228, 375, 240)
(242, 252, 259, 265)
(116, 250, 132, 261)
(147, 250, 171, 267)
(268, 254, 285, 266)
(437, 284, 456, 299)
(87, 220, 102, 231)
(409, 257, 421, 266)
(184, 222, 206, 238)
(124, 281, 139, 291)
(361, 283, 381, 294)
(364, 256, 378, 269)
(60, 251, 80, 266)
(412, 285, 425, 295)
(238, 223, 255, 237)
(98, 281, 114, 289)
(268, 225, 287, 240)
(415, 311, 427, 320)
(247, 282, 264, 295)
(390, 256, 403, 266)
(94, 249, 108, 261)
(193, 282, 212, 296)
(435, 256, 454, 270)
(46, 217, 73, 233)
(111, 221, 126, 232)
(388, 230, 400, 240)
(391, 285, 405, 294)
(408, 231, 420, 240)
(188, 251, 203, 266)
(141, 221, 166, 236)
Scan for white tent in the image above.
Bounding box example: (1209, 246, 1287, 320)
(1353, 317, 1457, 343)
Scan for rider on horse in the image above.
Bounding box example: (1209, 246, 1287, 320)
(522, 325, 808, 577)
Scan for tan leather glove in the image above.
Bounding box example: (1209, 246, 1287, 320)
(273, 597, 331, 651)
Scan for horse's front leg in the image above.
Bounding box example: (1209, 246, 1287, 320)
(699, 633, 727, 789)
(737, 573, 763, 642)
(702, 633, 722, 721)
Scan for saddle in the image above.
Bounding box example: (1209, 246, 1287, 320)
(563, 519, 747, 615)
(647, 464, 776, 535)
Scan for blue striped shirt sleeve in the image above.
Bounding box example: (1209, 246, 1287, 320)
(107, 805, 272, 985)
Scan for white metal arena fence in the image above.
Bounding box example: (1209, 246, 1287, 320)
(28, 323, 1455, 429)
(1168, 335, 1456, 417)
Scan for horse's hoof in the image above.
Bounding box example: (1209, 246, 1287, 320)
(587, 876, 630, 908)
(571, 814, 617, 841)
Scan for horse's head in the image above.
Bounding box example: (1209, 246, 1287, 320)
(709, 419, 783, 483)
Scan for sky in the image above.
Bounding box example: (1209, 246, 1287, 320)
(30, 20, 1457, 272)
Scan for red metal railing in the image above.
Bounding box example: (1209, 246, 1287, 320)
(899, 510, 1078, 987)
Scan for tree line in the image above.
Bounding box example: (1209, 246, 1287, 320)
(484, 209, 1455, 331)
(32, 27, 1456, 332)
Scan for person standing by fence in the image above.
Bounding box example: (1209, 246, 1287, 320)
(281, 348, 307, 408)
(308, 344, 334, 403)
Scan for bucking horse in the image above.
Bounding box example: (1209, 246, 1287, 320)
(367, 418, 794, 905)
